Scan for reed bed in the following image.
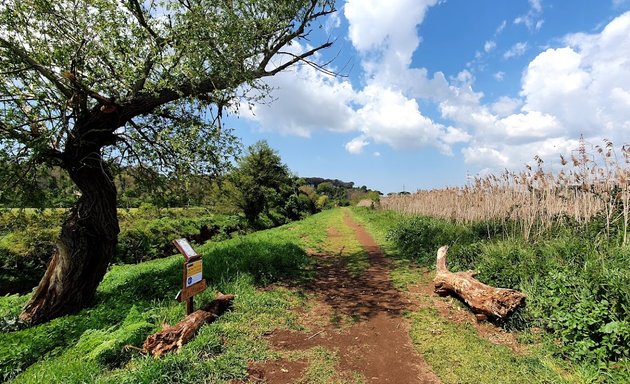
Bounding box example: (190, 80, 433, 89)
(382, 139, 630, 244)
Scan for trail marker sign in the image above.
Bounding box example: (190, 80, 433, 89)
(185, 259, 203, 287)
(172, 238, 207, 314)
(173, 238, 199, 261)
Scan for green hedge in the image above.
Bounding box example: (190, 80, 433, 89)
(0, 211, 246, 295)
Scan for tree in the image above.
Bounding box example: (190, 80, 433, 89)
(231, 141, 292, 225)
(0, 0, 335, 324)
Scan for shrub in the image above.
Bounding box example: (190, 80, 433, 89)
(0, 228, 57, 295)
(0, 211, 247, 294)
(385, 211, 630, 365)
(386, 216, 477, 266)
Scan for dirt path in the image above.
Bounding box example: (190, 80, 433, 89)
(247, 211, 440, 383)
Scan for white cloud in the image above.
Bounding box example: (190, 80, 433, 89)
(497, 111, 562, 143)
(496, 20, 507, 34)
(462, 146, 509, 167)
(463, 137, 580, 170)
(344, 0, 436, 58)
(529, 0, 542, 13)
(494, 71, 506, 81)
(520, 11, 630, 140)
(461, 11, 630, 169)
(352, 85, 464, 153)
(503, 42, 528, 59)
(514, 0, 544, 32)
(345, 136, 369, 154)
(491, 96, 522, 117)
(484, 40, 497, 53)
(239, 43, 356, 137)
(324, 12, 341, 33)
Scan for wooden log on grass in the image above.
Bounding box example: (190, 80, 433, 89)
(143, 293, 235, 357)
(433, 246, 525, 320)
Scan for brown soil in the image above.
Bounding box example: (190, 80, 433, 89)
(245, 211, 440, 383)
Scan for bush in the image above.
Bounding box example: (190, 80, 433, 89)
(0, 211, 247, 294)
(386, 216, 477, 266)
(385, 212, 630, 365)
(0, 228, 57, 295)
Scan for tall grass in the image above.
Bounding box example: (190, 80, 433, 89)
(383, 139, 629, 244)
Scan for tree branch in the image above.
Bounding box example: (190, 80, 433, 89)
(126, 0, 166, 96)
(0, 37, 73, 99)
(126, 0, 163, 42)
(260, 42, 333, 77)
(257, 0, 335, 73)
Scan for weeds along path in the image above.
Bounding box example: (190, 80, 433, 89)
(247, 209, 440, 384)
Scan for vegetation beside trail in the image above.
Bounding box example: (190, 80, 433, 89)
(0, 207, 560, 384)
(0, 208, 246, 295)
(352, 202, 630, 382)
(0, 210, 336, 382)
(4, 205, 625, 383)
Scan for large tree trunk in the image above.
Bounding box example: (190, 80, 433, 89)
(20, 153, 119, 325)
(433, 246, 525, 320)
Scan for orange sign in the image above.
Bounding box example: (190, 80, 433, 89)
(185, 259, 203, 287)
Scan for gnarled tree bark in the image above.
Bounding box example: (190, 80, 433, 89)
(20, 150, 119, 325)
(433, 245, 525, 320)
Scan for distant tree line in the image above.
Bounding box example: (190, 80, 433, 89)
(1, 141, 381, 227)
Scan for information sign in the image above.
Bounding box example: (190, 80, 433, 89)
(172, 238, 206, 314)
(185, 259, 203, 287)
(172, 238, 199, 260)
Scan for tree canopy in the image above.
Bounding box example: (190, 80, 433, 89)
(0, 0, 334, 184)
(231, 140, 293, 224)
(0, 0, 336, 324)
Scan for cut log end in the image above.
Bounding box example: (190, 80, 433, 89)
(142, 293, 235, 357)
(433, 246, 525, 320)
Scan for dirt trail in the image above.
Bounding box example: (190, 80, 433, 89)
(247, 211, 440, 383)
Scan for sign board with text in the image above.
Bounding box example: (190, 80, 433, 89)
(185, 259, 203, 287)
(172, 238, 199, 261)
(173, 238, 206, 308)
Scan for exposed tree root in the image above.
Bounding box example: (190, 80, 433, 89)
(143, 293, 235, 357)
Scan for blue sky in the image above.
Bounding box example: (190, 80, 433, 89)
(228, 0, 630, 194)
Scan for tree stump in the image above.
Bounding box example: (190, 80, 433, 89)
(143, 293, 235, 357)
(433, 246, 525, 320)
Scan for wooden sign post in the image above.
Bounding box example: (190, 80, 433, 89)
(173, 238, 207, 315)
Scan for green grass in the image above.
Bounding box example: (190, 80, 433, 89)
(0, 209, 341, 382)
(3, 207, 619, 383)
(409, 307, 576, 384)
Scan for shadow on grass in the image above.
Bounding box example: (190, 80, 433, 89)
(0, 239, 309, 381)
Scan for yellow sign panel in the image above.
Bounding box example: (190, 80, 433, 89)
(185, 259, 203, 287)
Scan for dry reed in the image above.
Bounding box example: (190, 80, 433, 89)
(382, 139, 630, 244)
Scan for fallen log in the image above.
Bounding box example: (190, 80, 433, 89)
(433, 246, 525, 320)
(143, 293, 235, 357)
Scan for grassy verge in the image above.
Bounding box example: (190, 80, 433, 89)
(409, 307, 573, 384)
(350, 207, 591, 384)
(1, 209, 349, 383)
